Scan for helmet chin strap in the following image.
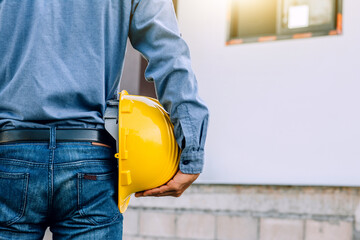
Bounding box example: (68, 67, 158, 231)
(104, 99, 120, 152)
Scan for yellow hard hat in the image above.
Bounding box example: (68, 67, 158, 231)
(115, 90, 180, 213)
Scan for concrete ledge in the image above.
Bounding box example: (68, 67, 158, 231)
(129, 185, 360, 218)
(124, 185, 360, 240)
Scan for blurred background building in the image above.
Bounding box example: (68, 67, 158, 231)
(120, 0, 360, 240)
(38, 0, 359, 239)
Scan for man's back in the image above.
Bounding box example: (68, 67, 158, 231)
(0, 0, 131, 129)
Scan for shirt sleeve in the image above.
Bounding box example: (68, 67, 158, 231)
(129, 0, 209, 174)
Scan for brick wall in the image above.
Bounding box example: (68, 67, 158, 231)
(123, 185, 360, 240)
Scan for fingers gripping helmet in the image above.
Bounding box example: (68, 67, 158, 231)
(105, 90, 180, 213)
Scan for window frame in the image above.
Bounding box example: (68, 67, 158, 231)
(226, 0, 343, 45)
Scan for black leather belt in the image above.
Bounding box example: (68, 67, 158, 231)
(0, 128, 115, 146)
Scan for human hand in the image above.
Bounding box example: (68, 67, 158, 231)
(134, 170, 199, 198)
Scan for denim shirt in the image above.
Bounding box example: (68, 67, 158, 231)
(0, 0, 209, 174)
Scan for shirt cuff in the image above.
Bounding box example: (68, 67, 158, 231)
(179, 150, 204, 174)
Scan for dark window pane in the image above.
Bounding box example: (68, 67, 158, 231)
(230, 0, 277, 38)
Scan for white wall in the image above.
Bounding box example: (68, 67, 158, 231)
(177, 0, 360, 186)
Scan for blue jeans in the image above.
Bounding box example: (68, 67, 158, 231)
(0, 140, 123, 239)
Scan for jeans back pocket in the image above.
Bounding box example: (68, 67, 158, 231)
(0, 172, 29, 226)
(77, 171, 120, 225)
